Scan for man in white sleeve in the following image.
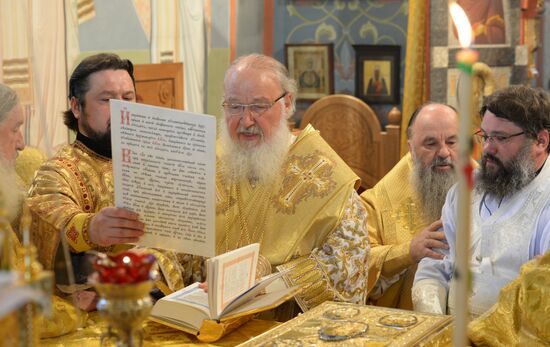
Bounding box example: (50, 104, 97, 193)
(412, 85, 550, 317)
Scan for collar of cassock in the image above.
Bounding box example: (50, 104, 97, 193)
(76, 132, 112, 159)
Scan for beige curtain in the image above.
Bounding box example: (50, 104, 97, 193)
(400, 0, 428, 156)
(30, 1, 70, 155)
(65, 0, 84, 75)
(0, 1, 69, 156)
(151, 0, 180, 64)
(179, 1, 206, 114)
(151, 0, 206, 114)
(0, 1, 32, 104)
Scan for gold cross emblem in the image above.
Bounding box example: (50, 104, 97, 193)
(272, 150, 336, 214)
(390, 197, 421, 234)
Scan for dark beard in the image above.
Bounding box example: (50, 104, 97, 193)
(412, 157, 457, 222)
(80, 113, 111, 149)
(95, 129, 111, 149)
(475, 142, 536, 200)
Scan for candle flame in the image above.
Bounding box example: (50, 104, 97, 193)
(450, 2, 472, 47)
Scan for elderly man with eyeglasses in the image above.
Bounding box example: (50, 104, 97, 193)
(413, 85, 550, 318)
(216, 54, 370, 316)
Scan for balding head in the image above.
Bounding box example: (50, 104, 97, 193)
(407, 103, 458, 170)
(224, 54, 297, 116)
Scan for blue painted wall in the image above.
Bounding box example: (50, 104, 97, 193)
(79, 0, 148, 51)
(273, 0, 408, 125)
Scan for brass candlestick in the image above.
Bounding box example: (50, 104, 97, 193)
(19, 206, 54, 347)
(95, 280, 154, 347)
(92, 250, 157, 347)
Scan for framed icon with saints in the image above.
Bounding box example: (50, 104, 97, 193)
(285, 43, 334, 100)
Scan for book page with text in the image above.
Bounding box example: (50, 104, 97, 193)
(209, 243, 259, 318)
(110, 100, 216, 257)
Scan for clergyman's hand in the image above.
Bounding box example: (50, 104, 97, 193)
(409, 219, 448, 263)
(88, 207, 145, 246)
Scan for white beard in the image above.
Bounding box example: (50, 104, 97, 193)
(219, 115, 291, 185)
(0, 160, 23, 223)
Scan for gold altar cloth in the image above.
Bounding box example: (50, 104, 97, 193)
(41, 312, 279, 346)
(238, 301, 453, 346)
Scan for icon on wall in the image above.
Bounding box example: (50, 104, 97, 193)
(353, 45, 400, 105)
(285, 43, 334, 100)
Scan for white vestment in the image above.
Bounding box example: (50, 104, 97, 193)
(413, 160, 550, 316)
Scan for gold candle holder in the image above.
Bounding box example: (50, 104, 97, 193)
(95, 280, 154, 347)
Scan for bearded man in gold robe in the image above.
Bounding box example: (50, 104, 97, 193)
(0, 83, 80, 340)
(26, 54, 195, 297)
(361, 103, 458, 309)
(26, 52, 369, 315)
(216, 54, 370, 312)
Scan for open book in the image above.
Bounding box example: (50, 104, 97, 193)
(150, 244, 300, 334)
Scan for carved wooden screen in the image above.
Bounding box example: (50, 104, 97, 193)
(300, 95, 400, 190)
(133, 63, 184, 110)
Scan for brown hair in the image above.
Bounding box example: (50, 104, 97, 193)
(64, 53, 135, 131)
(481, 85, 550, 152)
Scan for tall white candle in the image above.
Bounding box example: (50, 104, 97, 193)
(450, 3, 478, 346)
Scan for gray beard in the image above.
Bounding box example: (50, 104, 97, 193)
(412, 160, 457, 222)
(0, 161, 23, 223)
(219, 115, 291, 186)
(475, 141, 536, 200)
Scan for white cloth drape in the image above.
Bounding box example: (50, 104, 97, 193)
(151, 0, 179, 64)
(0, 1, 69, 155)
(179, 1, 205, 114)
(30, 1, 69, 155)
(65, 0, 82, 76)
(0, 0, 32, 103)
(151, 0, 206, 114)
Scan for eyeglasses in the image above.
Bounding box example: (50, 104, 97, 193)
(222, 92, 287, 119)
(474, 130, 525, 145)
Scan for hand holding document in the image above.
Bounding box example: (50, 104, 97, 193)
(110, 100, 216, 257)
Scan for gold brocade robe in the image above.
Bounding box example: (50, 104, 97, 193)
(360, 153, 428, 309)
(216, 125, 370, 311)
(468, 249, 550, 346)
(27, 140, 121, 270)
(26, 140, 194, 292)
(0, 225, 81, 340)
(0, 146, 81, 340)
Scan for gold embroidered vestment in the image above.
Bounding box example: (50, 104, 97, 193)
(468, 249, 550, 346)
(360, 153, 428, 309)
(26, 140, 194, 292)
(27, 141, 120, 270)
(0, 147, 80, 339)
(216, 125, 370, 311)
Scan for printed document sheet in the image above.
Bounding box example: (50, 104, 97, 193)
(110, 100, 216, 257)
